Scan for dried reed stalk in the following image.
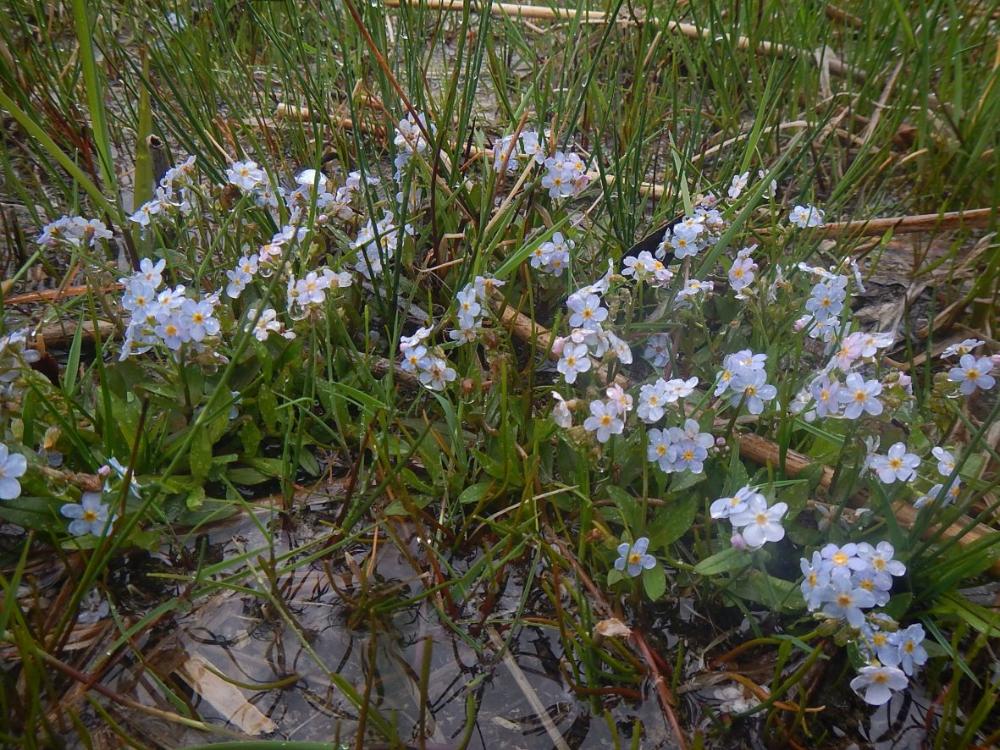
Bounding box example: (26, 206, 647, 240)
(3, 284, 120, 306)
(817, 208, 996, 238)
(384, 0, 861, 79)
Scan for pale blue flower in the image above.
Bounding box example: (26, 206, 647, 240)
(821, 576, 876, 627)
(0, 443, 28, 500)
(948, 354, 995, 395)
(615, 537, 657, 577)
(886, 624, 927, 676)
(60, 493, 115, 537)
(850, 664, 907, 706)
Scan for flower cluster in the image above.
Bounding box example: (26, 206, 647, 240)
(287, 267, 353, 319)
(36, 216, 113, 247)
(393, 113, 434, 179)
(130, 156, 198, 226)
(647, 418, 714, 474)
(788, 204, 825, 228)
(790, 294, 899, 423)
(637, 376, 697, 423)
(654, 205, 726, 261)
(493, 129, 545, 174)
(352, 212, 413, 280)
(529, 231, 574, 276)
(448, 276, 500, 344)
(583, 385, 631, 443)
(728, 245, 758, 299)
(711, 486, 788, 549)
(622, 251, 674, 288)
(799, 541, 925, 705)
(119, 258, 222, 359)
(714, 350, 777, 415)
(398, 327, 457, 392)
(554, 268, 632, 385)
(541, 150, 589, 199)
(800, 542, 905, 619)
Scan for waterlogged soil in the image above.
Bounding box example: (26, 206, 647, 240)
(34, 505, 944, 749)
(102, 509, 669, 748)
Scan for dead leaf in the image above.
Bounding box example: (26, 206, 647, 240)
(175, 653, 276, 736)
(593, 618, 632, 639)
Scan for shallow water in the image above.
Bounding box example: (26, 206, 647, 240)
(49, 504, 970, 749)
(99, 509, 677, 748)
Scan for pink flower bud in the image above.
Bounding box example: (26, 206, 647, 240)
(98, 465, 111, 478)
(730, 532, 747, 551)
(551, 336, 566, 356)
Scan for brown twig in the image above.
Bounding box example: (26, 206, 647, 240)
(3, 283, 120, 306)
(816, 208, 996, 238)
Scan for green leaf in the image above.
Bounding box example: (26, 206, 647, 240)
(318, 379, 388, 414)
(227, 467, 270, 485)
(607, 568, 625, 587)
(605, 486, 642, 531)
(932, 591, 1000, 636)
(648, 495, 697, 549)
(642, 564, 667, 600)
(246, 457, 286, 478)
(694, 546, 750, 576)
(186, 486, 206, 510)
(725, 448, 750, 494)
(458, 481, 494, 505)
(0, 497, 66, 534)
(63, 314, 85, 396)
(189, 428, 212, 481)
(258, 385, 278, 432)
(239, 420, 262, 456)
(669, 470, 706, 492)
(724, 570, 803, 612)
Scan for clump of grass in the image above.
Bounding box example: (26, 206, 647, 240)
(1, 1, 999, 748)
